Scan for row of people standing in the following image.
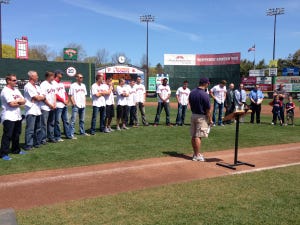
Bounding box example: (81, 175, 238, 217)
(211, 80, 264, 126)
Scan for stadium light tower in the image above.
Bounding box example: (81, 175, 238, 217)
(140, 14, 155, 79)
(266, 8, 284, 60)
(0, 0, 10, 58)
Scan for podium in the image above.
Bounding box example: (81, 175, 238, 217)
(216, 110, 255, 170)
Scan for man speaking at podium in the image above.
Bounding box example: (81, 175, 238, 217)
(188, 77, 213, 162)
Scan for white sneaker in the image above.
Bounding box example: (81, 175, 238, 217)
(104, 128, 110, 133)
(192, 154, 205, 162)
(57, 138, 64, 142)
(122, 126, 129, 130)
(109, 127, 114, 132)
(271, 122, 274, 125)
(116, 126, 121, 131)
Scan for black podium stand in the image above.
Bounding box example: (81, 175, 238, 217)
(216, 111, 255, 170)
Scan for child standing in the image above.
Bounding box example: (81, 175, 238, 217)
(286, 96, 295, 126)
(270, 95, 283, 126)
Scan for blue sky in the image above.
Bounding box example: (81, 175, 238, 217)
(2, 0, 300, 66)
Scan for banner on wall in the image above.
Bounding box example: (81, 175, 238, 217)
(196, 52, 240, 66)
(164, 54, 196, 65)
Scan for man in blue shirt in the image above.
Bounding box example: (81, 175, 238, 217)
(189, 77, 213, 162)
(249, 84, 264, 124)
(234, 83, 247, 111)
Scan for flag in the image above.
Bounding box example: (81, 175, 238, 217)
(248, 44, 255, 52)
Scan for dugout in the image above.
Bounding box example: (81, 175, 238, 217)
(164, 53, 241, 90)
(0, 58, 95, 92)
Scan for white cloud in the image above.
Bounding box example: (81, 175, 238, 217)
(62, 0, 202, 41)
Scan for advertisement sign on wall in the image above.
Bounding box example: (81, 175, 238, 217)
(249, 69, 265, 77)
(164, 54, 196, 65)
(148, 77, 156, 91)
(282, 67, 299, 76)
(15, 37, 29, 60)
(196, 52, 240, 66)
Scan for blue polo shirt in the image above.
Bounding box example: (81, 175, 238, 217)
(189, 87, 210, 115)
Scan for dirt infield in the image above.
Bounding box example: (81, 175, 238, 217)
(0, 143, 299, 210)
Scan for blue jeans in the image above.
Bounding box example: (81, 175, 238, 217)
(41, 110, 55, 143)
(90, 106, 106, 133)
(154, 102, 170, 125)
(213, 100, 224, 125)
(25, 114, 42, 147)
(70, 106, 86, 136)
(55, 107, 72, 139)
(176, 103, 187, 125)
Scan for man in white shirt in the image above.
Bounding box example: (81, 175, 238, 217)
(210, 80, 227, 126)
(127, 79, 138, 127)
(90, 72, 109, 135)
(116, 78, 129, 130)
(53, 70, 73, 141)
(69, 73, 89, 137)
(24, 71, 45, 150)
(154, 78, 172, 126)
(104, 77, 115, 132)
(175, 80, 190, 126)
(135, 76, 149, 126)
(40, 71, 57, 144)
(0, 74, 26, 160)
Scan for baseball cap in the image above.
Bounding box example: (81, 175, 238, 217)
(54, 70, 64, 75)
(199, 77, 210, 84)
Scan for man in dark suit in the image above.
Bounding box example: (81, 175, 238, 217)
(224, 83, 235, 124)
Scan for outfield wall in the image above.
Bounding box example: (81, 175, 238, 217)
(164, 53, 241, 90)
(0, 58, 95, 92)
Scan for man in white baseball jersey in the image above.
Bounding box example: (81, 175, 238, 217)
(210, 80, 227, 126)
(53, 70, 72, 141)
(24, 71, 45, 150)
(90, 72, 109, 135)
(69, 73, 89, 137)
(175, 80, 190, 126)
(0, 74, 26, 160)
(104, 77, 115, 132)
(135, 76, 149, 126)
(127, 79, 138, 127)
(154, 78, 172, 126)
(116, 78, 129, 130)
(40, 71, 57, 144)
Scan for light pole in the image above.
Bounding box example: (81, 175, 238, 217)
(266, 8, 284, 60)
(140, 14, 155, 79)
(0, 0, 10, 59)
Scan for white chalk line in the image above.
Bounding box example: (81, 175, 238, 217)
(232, 162, 300, 175)
(0, 146, 299, 188)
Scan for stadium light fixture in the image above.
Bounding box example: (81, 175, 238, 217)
(140, 14, 155, 80)
(266, 8, 285, 60)
(0, 0, 10, 58)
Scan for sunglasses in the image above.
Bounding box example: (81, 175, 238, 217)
(11, 79, 17, 82)
(78, 77, 83, 79)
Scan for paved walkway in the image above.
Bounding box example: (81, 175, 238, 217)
(0, 143, 299, 209)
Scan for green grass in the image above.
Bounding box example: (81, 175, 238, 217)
(16, 165, 300, 225)
(0, 105, 299, 175)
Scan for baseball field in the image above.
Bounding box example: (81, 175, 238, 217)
(0, 101, 299, 225)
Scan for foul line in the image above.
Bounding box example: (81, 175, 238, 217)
(232, 162, 300, 175)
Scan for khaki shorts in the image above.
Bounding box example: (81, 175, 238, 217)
(190, 114, 209, 138)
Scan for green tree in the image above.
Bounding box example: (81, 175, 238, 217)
(240, 59, 254, 77)
(256, 59, 267, 69)
(2, 44, 15, 58)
